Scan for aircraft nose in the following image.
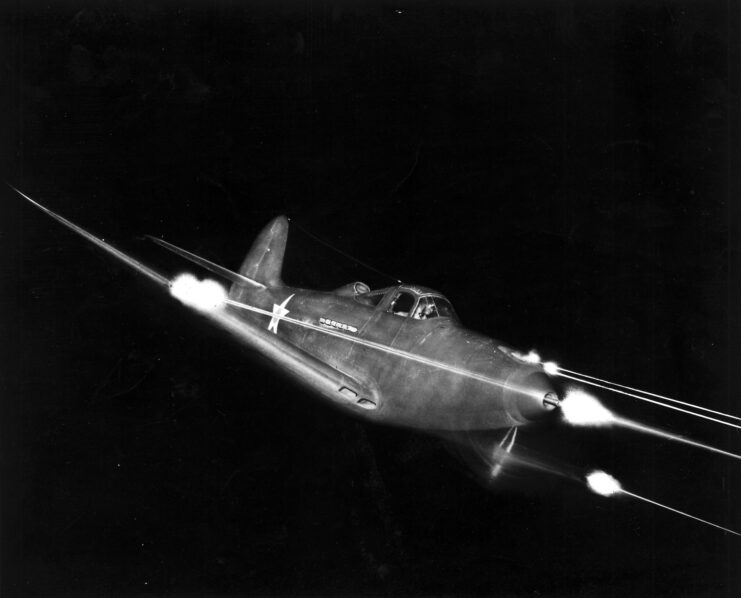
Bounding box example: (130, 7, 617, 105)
(508, 371, 561, 423)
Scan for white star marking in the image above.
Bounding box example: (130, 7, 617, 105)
(268, 294, 294, 334)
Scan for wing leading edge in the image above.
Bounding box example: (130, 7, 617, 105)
(13, 186, 379, 413)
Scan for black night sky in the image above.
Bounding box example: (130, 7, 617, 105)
(1, 1, 740, 596)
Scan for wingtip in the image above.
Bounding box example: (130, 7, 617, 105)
(145, 234, 170, 245)
(7, 182, 25, 197)
(8, 184, 46, 210)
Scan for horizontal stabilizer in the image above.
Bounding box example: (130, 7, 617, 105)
(146, 235, 265, 288)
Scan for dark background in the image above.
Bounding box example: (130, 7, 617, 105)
(1, 1, 740, 596)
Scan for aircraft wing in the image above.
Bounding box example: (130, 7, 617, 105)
(215, 307, 381, 412)
(13, 186, 380, 414)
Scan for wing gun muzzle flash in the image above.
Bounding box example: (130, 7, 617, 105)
(170, 273, 227, 312)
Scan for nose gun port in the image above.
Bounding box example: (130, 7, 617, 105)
(543, 392, 560, 410)
(508, 371, 561, 423)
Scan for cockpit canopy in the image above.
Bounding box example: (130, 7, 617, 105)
(354, 284, 459, 322)
(410, 295, 456, 320)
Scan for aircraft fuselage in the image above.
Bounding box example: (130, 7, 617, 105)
(228, 282, 558, 432)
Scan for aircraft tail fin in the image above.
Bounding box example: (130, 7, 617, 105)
(237, 215, 289, 289)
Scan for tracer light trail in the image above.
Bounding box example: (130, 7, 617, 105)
(557, 365, 741, 422)
(562, 389, 741, 460)
(586, 470, 741, 537)
(556, 371, 741, 431)
(620, 489, 741, 536)
(616, 417, 741, 461)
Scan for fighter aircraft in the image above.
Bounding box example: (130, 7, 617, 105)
(12, 187, 741, 536)
(14, 187, 560, 453)
(159, 215, 561, 428)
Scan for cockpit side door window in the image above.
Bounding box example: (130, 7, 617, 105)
(388, 291, 416, 317)
(432, 297, 455, 319)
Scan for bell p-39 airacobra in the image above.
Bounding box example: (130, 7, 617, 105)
(16, 187, 741, 535)
(15, 187, 561, 473)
